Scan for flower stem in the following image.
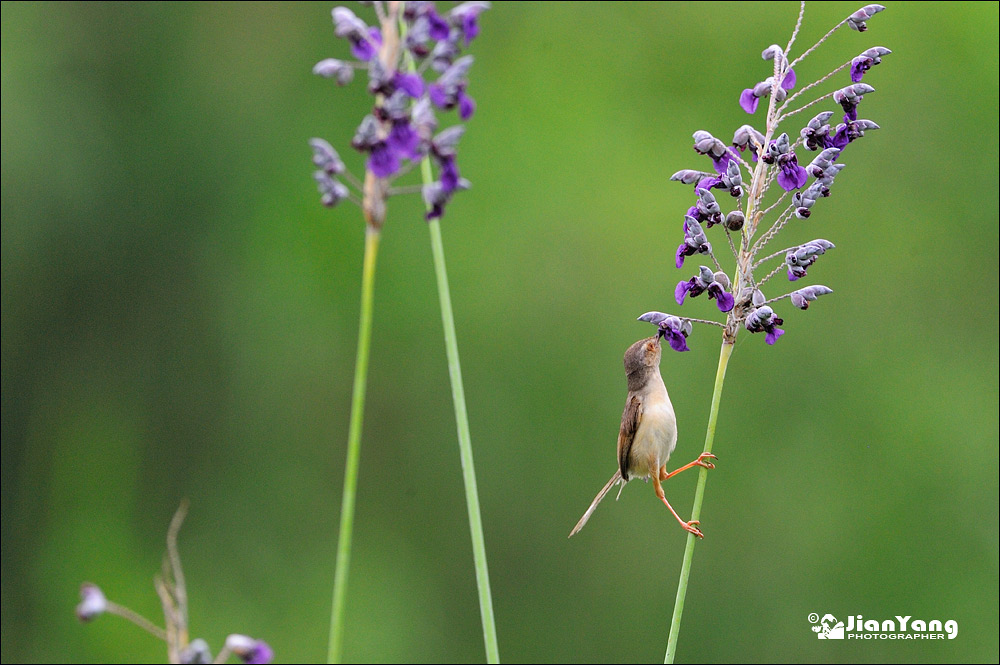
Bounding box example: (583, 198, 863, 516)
(421, 158, 501, 663)
(328, 226, 381, 664)
(664, 340, 734, 664)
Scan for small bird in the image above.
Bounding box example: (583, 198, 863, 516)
(569, 334, 717, 538)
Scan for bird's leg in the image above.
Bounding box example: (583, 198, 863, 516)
(653, 476, 704, 538)
(659, 452, 718, 481)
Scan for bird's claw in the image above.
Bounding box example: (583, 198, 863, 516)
(696, 452, 718, 470)
(683, 520, 704, 539)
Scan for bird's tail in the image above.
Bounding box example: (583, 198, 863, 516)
(568, 470, 623, 538)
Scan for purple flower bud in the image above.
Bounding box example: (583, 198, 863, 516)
(313, 58, 354, 85)
(314, 171, 349, 207)
(225, 635, 274, 665)
(431, 125, 465, 158)
(76, 583, 107, 622)
(833, 83, 875, 122)
(732, 124, 765, 154)
(367, 57, 392, 95)
(744, 306, 785, 345)
(761, 44, 784, 61)
(850, 46, 891, 82)
(721, 160, 743, 196)
(805, 148, 841, 178)
(847, 4, 886, 32)
(422, 177, 471, 220)
(676, 216, 711, 268)
(332, 7, 368, 40)
(449, 1, 491, 45)
(670, 169, 715, 186)
(793, 182, 822, 218)
(724, 210, 745, 231)
(381, 90, 412, 121)
(332, 7, 381, 61)
(790, 285, 833, 309)
(637, 312, 690, 352)
(786, 239, 835, 280)
(801, 111, 835, 151)
(351, 115, 379, 151)
(694, 188, 723, 227)
(411, 97, 438, 140)
(692, 130, 728, 160)
(751, 289, 766, 307)
(430, 38, 461, 73)
(713, 271, 731, 290)
(180, 639, 213, 665)
(428, 54, 476, 117)
(310, 138, 345, 175)
(427, 8, 452, 41)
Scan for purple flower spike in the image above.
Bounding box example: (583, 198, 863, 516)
(225, 635, 274, 665)
(739, 88, 759, 114)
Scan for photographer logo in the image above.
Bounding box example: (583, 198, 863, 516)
(807, 613, 958, 640)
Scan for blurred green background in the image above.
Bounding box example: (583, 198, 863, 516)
(3, 1, 997, 663)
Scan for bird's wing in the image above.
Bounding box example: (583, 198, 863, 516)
(617, 392, 642, 481)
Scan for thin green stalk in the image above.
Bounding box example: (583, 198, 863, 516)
(421, 158, 500, 663)
(664, 340, 734, 664)
(328, 226, 381, 664)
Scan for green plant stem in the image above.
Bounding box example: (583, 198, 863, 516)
(328, 226, 381, 664)
(421, 159, 500, 664)
(664, 340, 734, 664)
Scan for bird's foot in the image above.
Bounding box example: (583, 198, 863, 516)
(695, 452, 718, 470)
(682, 520, 704, 539)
